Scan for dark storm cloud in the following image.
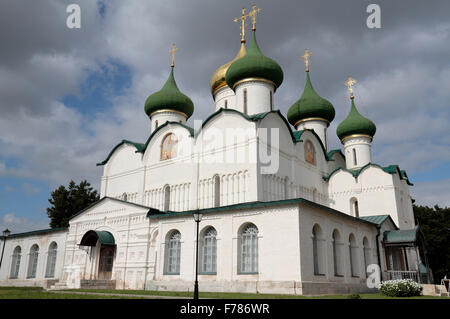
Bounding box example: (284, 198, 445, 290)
(0, 0, 449, 207)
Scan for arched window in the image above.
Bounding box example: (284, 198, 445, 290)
(269, 91, 273, 110)
(45, 242, 58, 278)
(349, 234, 358, 277)
(160, 133, 178, 160)
(243, 89, 248, 114)
(155, 120, 159, 129)
(363, 237, 370, 277)
(27, 244, 39, 278)
(304, 140, 316, 165)
(164, 185, 170, 212)
(122, 192, 128, 201)
(224, 99, 228, 109)
(353, 148, 357, 166)
(312, 224, 324, 275)
(332, 229, 342, 276)
(350, 198, 359, 217)
(214, 175, 220, 208)
(201, 227, 217, 273)
(9, 246, 21, 279)
(239, 224, 258, 273)
(324, 127, 327, 149)
(165, 231, 181, 274)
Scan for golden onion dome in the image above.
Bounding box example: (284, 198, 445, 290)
(210, 43, 246, 95)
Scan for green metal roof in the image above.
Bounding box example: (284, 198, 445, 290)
(144, 67, 194, 118)
(383, 226, 419, 244)
(146, 197, 376, 227)
(96, 139, 145, 166)
(226, 30, 283, 90)
(79, 230, 115, 246)
(358, 215, 396, 227)
(0, 227, 68, 239)
(287, 71, 335, 126)
(69, 197, 151, 221)
(324, 162, 413, 185)
(336, 98, 376, 141)
(327, 149, 345, 161)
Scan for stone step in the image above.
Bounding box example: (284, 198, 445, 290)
(80, 280, 116, 290)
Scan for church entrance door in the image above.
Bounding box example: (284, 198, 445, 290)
(98, 245, 114, 280)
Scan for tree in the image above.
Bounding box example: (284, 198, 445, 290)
(47, 180, 100, 228)
(413, 204, 450, 283)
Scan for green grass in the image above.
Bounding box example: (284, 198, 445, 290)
(0, 287, 446, 299)
(59, 288, 448, 299)
(0, 287, 142, 299)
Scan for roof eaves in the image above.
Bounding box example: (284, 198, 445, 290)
(96, 139, 145, 166)
(3, 227, 68, 239)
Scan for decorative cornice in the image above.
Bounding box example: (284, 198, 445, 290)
(233, 77, 276, 90)
(294, 117, 330, 127)
(341, 134, 373, 144)
(149, 109, 188, 118)
(212, 82, 229, 96)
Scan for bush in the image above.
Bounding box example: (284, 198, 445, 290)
(347, 293, 361, 299)
(379, 279, 422, 297)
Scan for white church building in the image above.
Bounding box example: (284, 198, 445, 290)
(0, 11, 432, 295)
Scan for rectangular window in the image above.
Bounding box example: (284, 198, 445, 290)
(270, 91, 273, 110)
(243, 89, 248, 114)
(353, 148, 357, 166)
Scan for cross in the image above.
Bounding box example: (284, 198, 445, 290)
(344, 76, 357, 99)
(234, 7, 251, 43)
(248, 5, 261, 31)
(300, 49, 312, 72)
(169, 44, 178, 67)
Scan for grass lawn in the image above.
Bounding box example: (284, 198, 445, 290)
(58, 288, 447, 299)
(0, 287, 446, 299)
(0, 287, 142, 299)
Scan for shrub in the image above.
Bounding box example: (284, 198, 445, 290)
(379, 279, 422, 297)
(347, 293, 361, 299)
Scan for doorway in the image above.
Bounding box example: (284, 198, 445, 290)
(98, 245, 115, 280)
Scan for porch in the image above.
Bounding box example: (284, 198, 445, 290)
(382, 226, 432, 284)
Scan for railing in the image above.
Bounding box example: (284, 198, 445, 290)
(386, 270, 419, 282)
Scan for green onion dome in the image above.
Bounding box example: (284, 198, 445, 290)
(336, 98, 376, 141)
(287, 71, 335, 127)
(225, 30, 283, 90)
(144, 67, 194, 118)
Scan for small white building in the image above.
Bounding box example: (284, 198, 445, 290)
(0, 21, 432, 295)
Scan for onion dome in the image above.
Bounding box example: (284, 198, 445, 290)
(287, 71, 335, 127)
(225, 30, 283, 90)
(336, 98, 376, 141)
(144, 67, 194, 118)
(210, 43, 247, 95)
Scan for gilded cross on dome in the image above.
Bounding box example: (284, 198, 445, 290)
(248, 5, 261, 31)
(234, 8, 250, 43)
(169, 44, 178, 67)
(300, 49, 312, 72)
(344, 76, 357, 99)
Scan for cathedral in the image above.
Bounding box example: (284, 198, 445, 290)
(0, 7, 432, 295)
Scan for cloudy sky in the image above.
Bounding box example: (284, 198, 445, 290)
(0, 0, 449, 233)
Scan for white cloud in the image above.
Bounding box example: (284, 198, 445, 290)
(411, 179, 450, 208)
(0, 213, 49, 234)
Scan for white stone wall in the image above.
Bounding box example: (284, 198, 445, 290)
(150, 111, 186, 132)
(234, 80, 275, 115)
(296, 120, 329, 151)
(342, 136, 372, 169)
(0, 230, 67, 287)
(214, 86, 236, 111)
